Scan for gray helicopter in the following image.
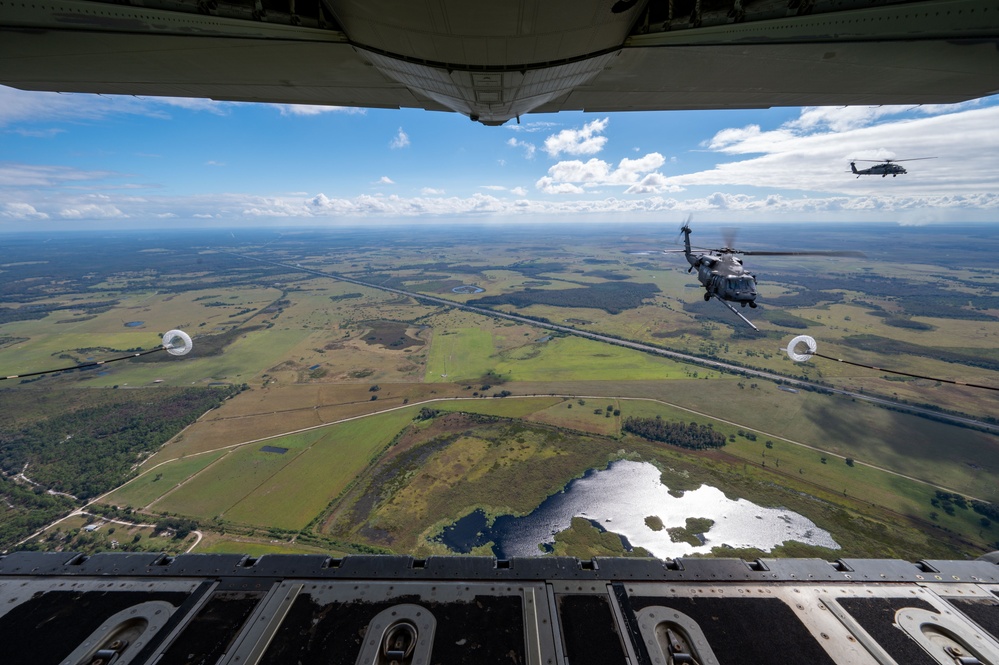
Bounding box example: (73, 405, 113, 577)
(849, 157, 935, 177)
(669, 222, 864, 330)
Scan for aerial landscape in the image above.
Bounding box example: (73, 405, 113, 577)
(1, 221, 996, 561)
(6, 1, 999, 661)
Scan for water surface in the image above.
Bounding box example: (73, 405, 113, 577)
(440, 460, 839, 558)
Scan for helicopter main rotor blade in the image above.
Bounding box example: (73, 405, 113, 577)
(849, 157, 935, 163)
(737, 250, 866, 257)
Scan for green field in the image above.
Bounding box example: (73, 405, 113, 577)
(152, 408, 417, 530)
(103, 451, 228, 509)
(151, 428, 330, 518)
(496, 336, 695, 381)
(224, 408, 417, 529)
(425, 327, 496, 382)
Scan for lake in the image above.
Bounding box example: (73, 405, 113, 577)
(438, 460, 839, 558)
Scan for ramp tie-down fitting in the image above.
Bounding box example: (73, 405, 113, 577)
(355, 604, 436, 665)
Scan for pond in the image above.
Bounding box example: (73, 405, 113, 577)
(437, 460, 839, 558)
(123, 321, 145, 327)
(452, 285, 485, 294)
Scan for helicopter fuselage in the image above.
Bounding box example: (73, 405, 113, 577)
(680, 225, 758, 307)
(688, 252, 758, 305)
(850, 161, 907, 177)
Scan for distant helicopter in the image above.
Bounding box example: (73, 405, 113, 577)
(849, 157, 935, 177)
(667, 222, 864, 330)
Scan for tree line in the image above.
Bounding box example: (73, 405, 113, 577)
(622, 416, 726, 449)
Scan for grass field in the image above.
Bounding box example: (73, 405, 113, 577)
(151, 428, 330, 518)
(526, 398, 621, 436)
(153, 408, 417, 530)
(103, 451, 227, 509)
(223, 408, 417, 529)
(494, 336, 697, 381)
(425, 327, 496, 382)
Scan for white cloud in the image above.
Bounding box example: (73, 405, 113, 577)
(481, 185, 506, 191)
(3, 186, 996, 227)
(507, 120, 560, 134)
(421, 187, 445, 195)
(376, 176, 395, 185)
(625, 173, 672, 195)
(511, 186, 527, 196)
(390, 127, 410, 149)
(59, 204, 126, 219)
(544, 118, 609, 158)
(206, 160, 225, 167)
(271, 104, 366, 116)
(1, 202, 49, 219)
(0, 164, 115, 187)
(536, 152, 678, 194)
(507, 137, 536, 159)
(536, 178, 586, 195)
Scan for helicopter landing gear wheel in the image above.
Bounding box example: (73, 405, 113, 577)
(703, 293, 711, 301)
(749, 302, 757, 308)
(741, 301, 747, 307)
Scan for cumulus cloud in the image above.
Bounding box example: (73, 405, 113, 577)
(3, 186, 996, 226)
(1, 202, 49, 219)
(544, 118, 609, 158)
(536, 152, 679, 195)
(421, 187, 445, 195)
(507, 137, 536, 159)
(390, 127, 410, 149)
(510, 186, 527, 196)
(481, 185, 506, 191)
(59, 204, 126, 219)
(376, 176, 395, 185)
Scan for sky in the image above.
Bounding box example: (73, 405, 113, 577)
(2, 84, 998, 230)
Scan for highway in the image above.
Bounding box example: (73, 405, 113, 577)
(227, 252, 998, 435)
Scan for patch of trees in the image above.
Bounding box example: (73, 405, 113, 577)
(0, 477, 76, 550)
(758, 310, 816, 330)
(469, 282, 660, 315)
(622, 416, 726, 450)
(329, 293, 364, 302)
(972, 499, 999, 522)
(416, 407, 440, 420)
(155, 516, 198, 539)
(583, 270, 630, 281)
(931, 490, 969, 516)
(0, 385, 243, 499)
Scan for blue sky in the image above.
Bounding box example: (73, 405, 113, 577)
(2, 85, 998, 229)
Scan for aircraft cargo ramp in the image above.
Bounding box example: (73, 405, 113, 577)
(4, 552, 999, 664)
